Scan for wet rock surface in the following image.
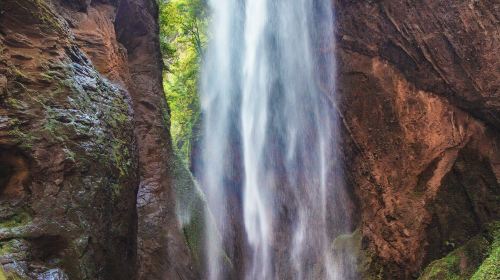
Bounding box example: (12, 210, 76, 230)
(0, 0, 196, 279)
(333, 0, 500, 278)
(0, 0, 498, 279)
(0, 1, 138, 278)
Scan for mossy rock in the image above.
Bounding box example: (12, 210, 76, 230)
(419, 222, 500, 280)
(171, 153, 233, 272)
(332, 229, 385, 280)
(172, 153, 206, 267)
(0, 266, 23, 280)
(0, 212, 31, 229)
(0, 267, 5, 280)
(470, 223, 500, 280)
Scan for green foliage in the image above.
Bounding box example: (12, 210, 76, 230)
(419, 253, 463, 280)
(419, 222, 500, 280)
(159, 0, 207, 164)
(470, 223, 500, 280)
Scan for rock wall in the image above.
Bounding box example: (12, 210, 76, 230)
(1, 0, 498, 279)
(0, 0, 197, 279)
(333, 0, 500, 278)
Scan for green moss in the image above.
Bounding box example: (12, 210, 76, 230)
(419, 222, 500, 280)
(0, 240, 26, 259)
(470, 223, 500, 280)
(108, 97, 130, 128)
(43, 118, 63, 140)
(7, 128, 37, 150)
(0, 212, 31, 229)
(108, 112, 128, 128)
(2, 118, 37, 150)
(419, 253, 462, 280)
(0, 242, 14, 255)
(111, 140, 131, 178)
(171, 151, 236, 272)
(10, 67, 28, 81)
(38, 72, 54, 83)
(470, 245, 500, 279)
(0, 266, 23, 280)
(32, 0, 65, 32)
(4, 98, 27, 110)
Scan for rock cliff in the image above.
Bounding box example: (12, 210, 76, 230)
(0, 0, 197, 279)
(0, 0, 498, 279)
(333, 0, 499, 278)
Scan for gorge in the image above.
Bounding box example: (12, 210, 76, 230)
(0, 0, 499, 279)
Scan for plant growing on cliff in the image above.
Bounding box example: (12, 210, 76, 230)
(159, 0, 208, 164)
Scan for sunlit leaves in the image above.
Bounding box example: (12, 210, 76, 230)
(159, 0, 207, 164)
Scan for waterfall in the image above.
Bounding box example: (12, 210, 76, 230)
(199, 0, 348, 279)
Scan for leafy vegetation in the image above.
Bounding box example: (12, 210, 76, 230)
(158, 0, 209, 267)
(159, 0, 208, 164)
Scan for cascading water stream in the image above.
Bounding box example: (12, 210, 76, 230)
(199, 0, 350, 279)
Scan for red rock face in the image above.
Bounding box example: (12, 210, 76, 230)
(0, 0, 197, 279)
(1, 0, 497, 279)
(334, 0, 500, 278)
(113, 1, 198, 279)
(0, 0, 139, 278)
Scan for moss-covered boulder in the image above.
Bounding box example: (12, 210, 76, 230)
(419, 222, 500, 280)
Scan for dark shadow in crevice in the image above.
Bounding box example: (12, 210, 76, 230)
(0, 162, 14, 194)
(0, 145, 30, 200)
(423, 145, 500, 267)
(29, 235, 69, 263)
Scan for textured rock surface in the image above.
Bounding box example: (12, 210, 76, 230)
(1, 0, 498, 279)
(113, 1, 197, 278)
(0, 0, 196, 279)
(418, 222, 499, 280)
(0, 1, 137, 278)
(333, 0, 500, 278)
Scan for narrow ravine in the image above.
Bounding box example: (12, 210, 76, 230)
(1, 0, 499, 279)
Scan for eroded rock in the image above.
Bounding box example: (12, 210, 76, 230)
(334, 1, 500, 278)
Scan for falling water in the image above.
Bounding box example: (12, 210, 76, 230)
(199, 0, 349, 279)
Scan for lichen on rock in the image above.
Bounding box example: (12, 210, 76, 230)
(0, 0, 138, 278)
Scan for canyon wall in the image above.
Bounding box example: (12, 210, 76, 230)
(333, 0, 499, 278)
(0, 0, 498, 279)
(0, 0, 197, 279)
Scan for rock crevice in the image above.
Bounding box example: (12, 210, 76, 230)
(0, 0, 197, 279)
